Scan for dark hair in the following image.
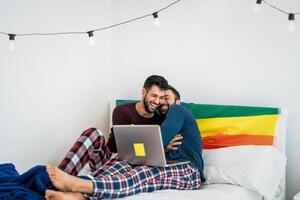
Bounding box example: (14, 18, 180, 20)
(167, 85, 180, 101)
(143, 75, 168, 91)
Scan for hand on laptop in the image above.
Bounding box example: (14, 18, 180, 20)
(165, 134, 183, 152)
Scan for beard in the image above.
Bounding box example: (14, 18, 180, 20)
(143, 96, 155, 113)
(160, 104, 169, 115)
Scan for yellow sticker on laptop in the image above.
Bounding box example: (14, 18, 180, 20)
(133, 143, 146, 157)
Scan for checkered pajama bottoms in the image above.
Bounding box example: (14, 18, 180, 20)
(59, 128, 202, 199)
(58, 127, 112, 176)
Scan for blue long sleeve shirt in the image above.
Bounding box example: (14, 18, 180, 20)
(160, 104, 205, 181)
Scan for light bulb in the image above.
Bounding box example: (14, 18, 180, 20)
(9, 40, 15, 51)
(288, 13, 296, 32)
(8, 34, 16, 51)
(253, 0, 262, 14)
(89, 37, 96, 46)
(253, 4, 259, 13)
(154, 18, 161, 26)
(152, 12, 161, 26)
(288, 20, 296, 32)
(87, 31, 96, 46)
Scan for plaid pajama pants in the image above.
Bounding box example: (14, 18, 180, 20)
(59, 127, 112, 176)
(59, 128, 202, 199)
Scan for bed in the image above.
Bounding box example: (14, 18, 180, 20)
(122, 184, 263, 200)
(96, 101, 287, 200)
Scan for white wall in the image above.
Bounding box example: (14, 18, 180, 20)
(0, 0, 111, 172)
(1, 0, 300, 199)
(110, 0, 300, 199)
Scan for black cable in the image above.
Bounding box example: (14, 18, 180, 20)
(17, 31, 86, 37)
(0, 31, 8, 36)
(262, 0, 289, 15)
(94, 14, 152, 32)
(262, 0, 300, 16)
(157, 0, 181, 13)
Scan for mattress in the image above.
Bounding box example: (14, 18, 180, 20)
(120, 184, 262, 200)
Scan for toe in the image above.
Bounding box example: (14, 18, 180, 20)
(45, 189, 52, 198)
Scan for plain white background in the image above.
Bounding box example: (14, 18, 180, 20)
(0, 0, 111, 172)
(1, 0, 300, 199)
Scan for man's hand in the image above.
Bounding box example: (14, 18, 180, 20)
(165, 134, 183, 152)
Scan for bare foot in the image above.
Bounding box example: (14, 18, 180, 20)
(45, 189, 85, 200)
(46, 165, 78, 192)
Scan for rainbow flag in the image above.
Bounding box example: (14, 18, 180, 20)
(181, 103, 279, 149)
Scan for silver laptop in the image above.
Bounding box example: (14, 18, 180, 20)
(113, 125, 189, 167)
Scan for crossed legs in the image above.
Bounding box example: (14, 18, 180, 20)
(47, 128, 202, 199)
(45, 162, 201, 199)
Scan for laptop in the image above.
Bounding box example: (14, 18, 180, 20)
(113, 125, 190, 167)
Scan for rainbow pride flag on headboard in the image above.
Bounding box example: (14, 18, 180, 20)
(181, 102, 279, 149)
(115, 100, 280, 149)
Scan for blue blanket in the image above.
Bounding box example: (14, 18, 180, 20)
(0, 163, 54, 200)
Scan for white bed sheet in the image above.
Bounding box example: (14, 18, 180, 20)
(120, 184, 262, 200)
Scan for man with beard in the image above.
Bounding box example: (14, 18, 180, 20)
(46, 75, 202, 199)
(106, 75, 168, 153)
(58, 75, 170, 175)
(160, 85, 205, 182)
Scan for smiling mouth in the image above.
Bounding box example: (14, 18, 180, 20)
(149, 103, 158, 110)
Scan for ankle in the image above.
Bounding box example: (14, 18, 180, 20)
(70, 181, 79, 192)
(72, 179, 94, 194)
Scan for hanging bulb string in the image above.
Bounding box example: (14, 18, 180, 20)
(92, 0, 183, 32)
(2, 0, 298, 38)
(261, 0, 300, 15)
(254, 0, 298, 32)
(0, 0, 181, 38)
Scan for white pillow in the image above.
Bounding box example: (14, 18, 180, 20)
(203, 145, 286, 199)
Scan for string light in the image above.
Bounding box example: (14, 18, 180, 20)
(2, 0, 298, 47)
(253, 0, 262, 13)
(8, 34, 15, 51)
(152, 12, 161, 26)
(0, 0, 181, 50)
(87, 31, 96, 46)
(255, 0, 299, 32)
(288, 13, 296, 32)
